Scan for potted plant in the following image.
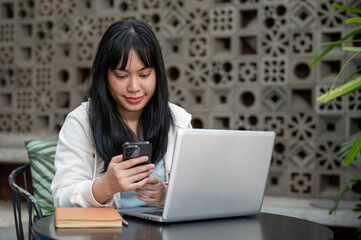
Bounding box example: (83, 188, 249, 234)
(310, 3, 361, 238)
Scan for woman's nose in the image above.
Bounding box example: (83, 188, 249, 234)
(128, 77, 141, 92)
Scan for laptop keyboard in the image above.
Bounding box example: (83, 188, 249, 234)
(143, 211, 163, 216)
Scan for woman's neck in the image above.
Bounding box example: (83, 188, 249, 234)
(119, 111, 142, 138)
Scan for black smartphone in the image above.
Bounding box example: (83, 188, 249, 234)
(122, 141, 152, 167)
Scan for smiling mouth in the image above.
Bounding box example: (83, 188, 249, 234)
(125, 96, 144, 104)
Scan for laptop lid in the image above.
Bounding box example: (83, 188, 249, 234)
(120, 129, 275, 223)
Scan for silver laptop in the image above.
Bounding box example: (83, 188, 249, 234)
(123, 214, 262, 240)
(119, 129, 275, 223)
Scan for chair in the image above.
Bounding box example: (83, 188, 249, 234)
(9, 164, 43, 240)
(8, 140, 57, 240)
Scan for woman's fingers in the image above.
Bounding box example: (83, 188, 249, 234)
(104, 154, 155, 193)
(122, 218, 128, 226)
(145, 175, 160, 185)
(121, 156, 152, 169)
(135, 176, 165, 205)
(110, 154, 123, 164)
(127, 169, 154, 183)
(136, 194, 157, 204)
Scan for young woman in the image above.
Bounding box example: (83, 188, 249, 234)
(51, 19, 192, 210)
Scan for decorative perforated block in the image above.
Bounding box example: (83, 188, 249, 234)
(210, 60, 235, 87)
(317, 0, 347, 28)
(184, 60, 210, 88)
(261, 57, 288, 84)
(169, 85, 188, 109)
(0, 90, 13, 111)
(0, 113, 12, 132)
(163, 38, 186, 60)
(234, 113, 260, 131)
(238, 33, 259, 56)
(287, 113, 316, 141)
(347, 89, 361, 112)
(289, 58, 315, 85)
(0, 1, 15, 20)
(288, 170, 314, 197)
(289, 86, 314, 113)
(13, 113, 33, 133)
(289, 0, 317, 29)
(162, 8, 186, 37)
(317, 114, 345, 142)
(209, 6, 236, 35)
(316, 141, 342, 171)
(288, 141, 315, 169)
(236, 58, 259, 84)
(319, 29, 345, 57)
(316, 172, 342, 198)
(187, 35, 209, 60)
(0, 21, 15, 42)
(261, 86, 288, 112)
(262, 30, 289, 57)
(236, 86, 260, 112)
(211, 88, 234, 112)
(271, 139, 288, 169)
(261, 113, 287, 139)
(265, 170, 287, 196)
(209, 112, 233, 130)
(0, 67, 15, 89)
(347, 113, 361, 139)
(187, 89, 210, 112)
(239, 7, 259, 31)
(262, 3, 288, 31)
(190, 113, 208, 129)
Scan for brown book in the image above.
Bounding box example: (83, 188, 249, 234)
(56, 227, 122, 235)
(54, 207, 123, 228)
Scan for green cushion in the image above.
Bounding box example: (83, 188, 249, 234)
(25, 140, 57, 216)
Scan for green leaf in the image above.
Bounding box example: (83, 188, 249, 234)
(339, 137, 361, 166)
(343, 47, 361, 51)
(344, 133, 361, 165)
(319, 39, 361, 46)
(344, 67, 361, 84)
(317, 73, 361, 103)
(318, 52, 361, 102)
(347, 173, 361, 182)
(347, 18, 361, 24)
(329, 182, 353, 214)
(309, 28, 361, 66)
(332, 3, 361, 14)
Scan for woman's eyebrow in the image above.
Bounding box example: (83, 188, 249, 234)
(115, 66, 150, 72)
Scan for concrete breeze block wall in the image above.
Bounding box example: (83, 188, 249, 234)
(0, 0, 360, 200)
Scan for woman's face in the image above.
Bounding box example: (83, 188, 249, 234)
(107, 50, 156, 119)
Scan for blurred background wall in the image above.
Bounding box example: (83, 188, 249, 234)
(0, 0, 360, 201)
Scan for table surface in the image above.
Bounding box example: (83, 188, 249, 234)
(32, 212, 333, 240)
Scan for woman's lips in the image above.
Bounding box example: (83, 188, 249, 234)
(125, 96, 144, 104)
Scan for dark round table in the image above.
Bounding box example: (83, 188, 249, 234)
(32, 212, 333, 240)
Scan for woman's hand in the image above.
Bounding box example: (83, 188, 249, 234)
(92, 155, 155, 204)
(135, 176, 167, 206)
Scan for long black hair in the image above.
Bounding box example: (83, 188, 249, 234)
(87, 19, 173, 170)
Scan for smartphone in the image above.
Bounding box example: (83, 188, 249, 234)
(122, 141, 152, 167)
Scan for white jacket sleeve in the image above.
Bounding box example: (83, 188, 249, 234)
(51, 105, 114, 207)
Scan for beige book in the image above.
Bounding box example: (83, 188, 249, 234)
(54, 207, 123, 228)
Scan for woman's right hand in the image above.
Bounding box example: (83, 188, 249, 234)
(92, 155, 155, 204)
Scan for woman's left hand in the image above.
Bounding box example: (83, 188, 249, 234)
(135, 176, 167, 206)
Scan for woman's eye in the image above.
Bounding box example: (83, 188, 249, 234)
(140, 73, 150, 78)
(115, 74, 127, 79)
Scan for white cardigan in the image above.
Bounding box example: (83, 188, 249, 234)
(51, 102, 192, 208)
